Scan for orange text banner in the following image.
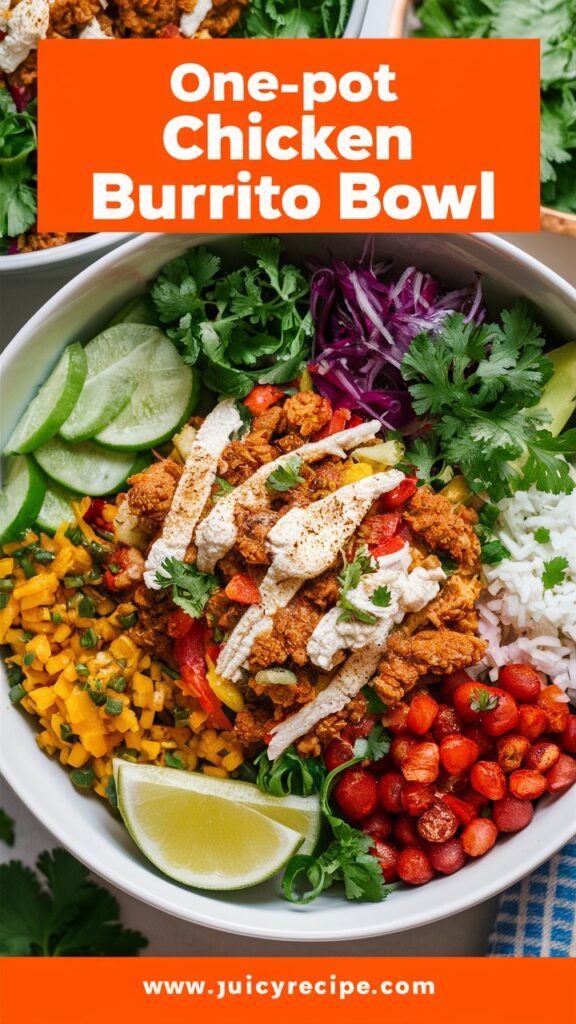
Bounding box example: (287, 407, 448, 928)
(37, 39, 540, 233)
(1, 956, 575, 1023)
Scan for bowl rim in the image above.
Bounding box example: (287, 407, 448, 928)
(0, 233, 135, 274)
(1, 228, 576, 941)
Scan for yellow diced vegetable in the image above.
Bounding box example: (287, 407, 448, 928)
(0, 558, 14, 578)
(67, 743, 91, 768)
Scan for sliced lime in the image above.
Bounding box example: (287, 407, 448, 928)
(117, 763, 308, 890)
(3, 343, 87, 454)
(34, 440, 146, 496)
(59, 325, 168, 443)
(0, 456, 46, 543)
(95, 339, 199, 450)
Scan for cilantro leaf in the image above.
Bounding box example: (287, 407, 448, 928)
(265, 456, 305, 493)
(150, 238, 313, 399)
(337, 547, 377, 625)
(534, 527, 551, 543)
(0, 849, 147, 956)
(0, 96, 38, 240)
(481, 540, 511, 565)
(372, 585, 392, 608)
(154, 557, 219, 618)
(255, 747, 327, 797)
(542, 555, 569, 590)
(0, 809, 15, 847)
(233, 0, 351, 38)
(362, 686, 388, 715)
(353, 723, 391, 762)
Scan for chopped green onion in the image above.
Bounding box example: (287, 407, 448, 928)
(21, 557, 36, 579)
(70, 768, 95, 788)
(60, 723, 77, 741)
(80, 628, 98, 649)
(173, 707, 190, 726)
(0, 579, 14, 592)
(19, 631, 33, 642)
(121, 748, 140, 762)
(118, 612, 138, 629)
(8, 683, 27, 704)
(63, 575, 85, 589)
(165, 752, 185, 769)
(75, 663, 89, 676)
(158, 661, 180, 679)
(255, 668, 298, 686)
(108, 675, 127, 693)
(51, 611, 63, 624)
(23, 652, 35, 666)
(33, 548, 55, 565)
(105, 697, 124, 717)
(105, 776, 118, 809)
(88, 688, 106, 706)
(65, 527, 84, 545)
(108, 563, 120, 575)
(0, 594, 9, 609)
(78, 595, 96, 618)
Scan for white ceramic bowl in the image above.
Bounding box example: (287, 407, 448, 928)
(0, 0, 371, 276)
(1, 231, 575, 941)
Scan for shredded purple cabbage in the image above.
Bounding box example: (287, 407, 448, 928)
(308, 252, 486, 430)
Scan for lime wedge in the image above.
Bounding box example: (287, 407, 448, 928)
(3, 343, 87, 454)
(0, 456, 46, 543)
(116, 763, 320, 890)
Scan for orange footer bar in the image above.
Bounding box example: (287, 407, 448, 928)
(1, 956, 575, 1023)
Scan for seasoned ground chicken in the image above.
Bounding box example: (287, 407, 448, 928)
(127, 460, 182, 523)
(6, 50, 37, 87)
(127, 585, 173, 661)
(295, 694, 367, 758)
(234, 705, 273, 747)
(115, 0, 179, 35)
(249, 669, 315, 709)
(49, 0, 101, 34)
(404, 488, 481, 569)
(249, 600, 323, 671)
(283, 392, 332, 436)
(219, 436, 277, 486)
(402, 568, 482, 635)
(16, 232, 71, 252)
(201, 0, 249, 35)
(234, 506, 279, 565)
(205, 590, 243, 634)
(373, 628, 487, 705)
(251, 405, 286, 441)
(303, 571, 339, 611)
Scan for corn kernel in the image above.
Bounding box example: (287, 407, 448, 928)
(222, 750, 244, 772)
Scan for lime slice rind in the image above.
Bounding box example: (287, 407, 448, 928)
(117, 765, 307, 891)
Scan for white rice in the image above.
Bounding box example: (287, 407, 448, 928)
(478, 486, 576, 693)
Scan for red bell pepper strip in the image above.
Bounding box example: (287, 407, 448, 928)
(167, 608, 195, 639)
(244, 384, 284, 417)
(371, 536, 406, 559)
(225, 573, 261, 605)
(379, 476, 418, 509)
(83, 498, 106, 524)
(362, 512, 401, 550)
(313, 407, 350, 440)
(174, 619, 232, 730)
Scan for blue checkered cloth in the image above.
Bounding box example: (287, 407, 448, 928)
(487, 838, 576, 956)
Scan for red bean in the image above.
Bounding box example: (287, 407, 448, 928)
(442, 793, 478, 825)
(333, 769, 378, 822)
(439, 670, 472, 705)
(397, 847, 434, 885)
(323, 738, 354, 772)
(416, 801, 459, 843)
(381, 703, 409, 734)
(560, 717, 576, 754)
(394, 814, 421, 848)
(407, 693, 439, 735)
(461, 818, 498, 857)
(370, 839, 399, 883)
(427, 838, 466, 875)
(377, 771, 404, 814)
(496, 734, 531, 773)
(401, 782, 436, 817)
(343, 715, 378, 743)
(546, 753, 576, 794)
(523, 741, 561, 773)
(401, 741, 440, 784)
(433, 704, 463, 741)
(509, 769, 547, 800)
(463, 724, 495, 757)
(480, 689, 519, 737)
(453, 682, 494, 723)
(518, 705, 548, 742)
(538, 686, 570, 733)
(360, 809, 393, 841)
(391, 735, 418, 767)
(498, 663, 541, 703)
(470, 761, 507, 801)
(439, 734, 480, 774)
(492, 794, 534, 832)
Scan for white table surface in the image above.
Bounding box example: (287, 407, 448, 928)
(0, 230, 574, 956)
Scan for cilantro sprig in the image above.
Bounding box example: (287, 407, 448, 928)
(150, 237, 313, 399)
(401, 307, 576, 501)
(233, 0, 351, 39)
(255, 746, 327, 797)
(337, 547, 378, 625)
(154, 557, 219, 618)
(0, 849, 147, 956)
(266, 456, 305, 493)
(0, 92, 37, 245)
(282, 739, 393, 905)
